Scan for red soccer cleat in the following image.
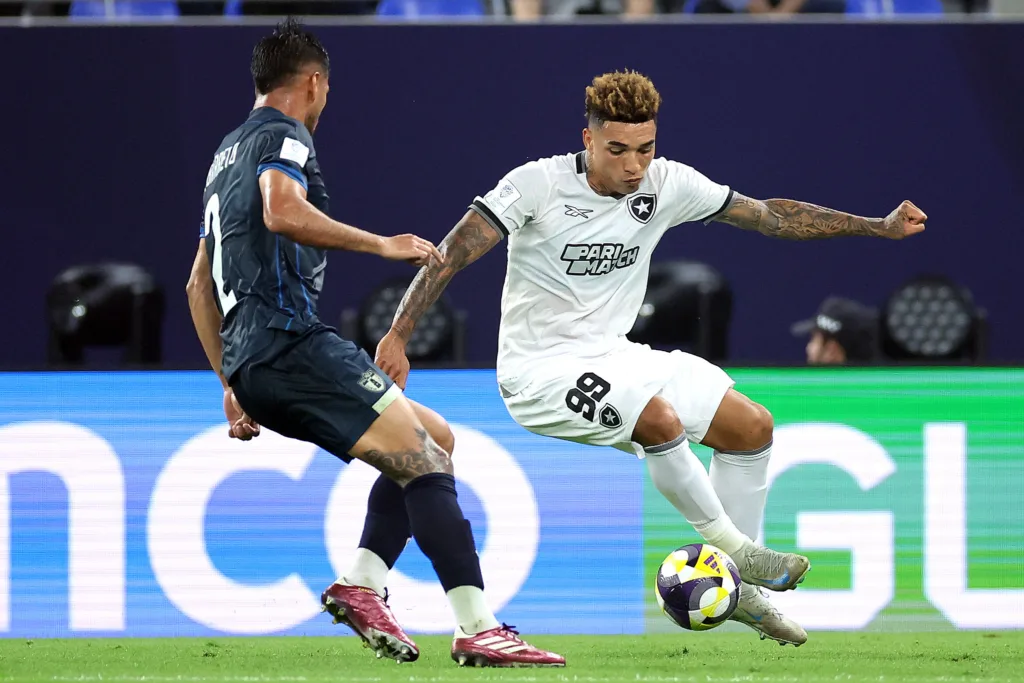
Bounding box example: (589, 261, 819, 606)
(451, 623, 565, 668)
(320, 582, 419, 663)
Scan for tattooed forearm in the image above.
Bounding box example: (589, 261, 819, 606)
(715, 193, 901, 241)
(390, 210, 503, 342)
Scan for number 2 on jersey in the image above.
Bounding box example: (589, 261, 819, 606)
(204, 193, 238, 314)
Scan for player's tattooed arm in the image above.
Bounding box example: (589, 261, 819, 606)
(389, 210, 503, 342)
(712, 193, 927, 241)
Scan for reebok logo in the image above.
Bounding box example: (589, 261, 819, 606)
(564, 205, 594, 220)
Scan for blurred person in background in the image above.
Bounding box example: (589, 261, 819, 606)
(510, 0, 653, 18)
(243, 0, 377, 16)
(792, 297, 878, 365)
(685, 0, 846, 14)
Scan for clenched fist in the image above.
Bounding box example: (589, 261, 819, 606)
(881, 200, 927, 240)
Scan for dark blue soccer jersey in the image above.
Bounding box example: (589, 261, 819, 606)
(201, 106, 331, 380)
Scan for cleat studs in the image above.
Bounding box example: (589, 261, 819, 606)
(458, 655, 468, 666)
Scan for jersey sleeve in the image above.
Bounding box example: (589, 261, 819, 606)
(255, 121, 312, 192)
(469, 161, 547, 238)
(659, 160, 734, 227)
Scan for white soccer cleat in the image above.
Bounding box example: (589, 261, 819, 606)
(730, 582, 808, 647)
(732, 542, 810, 592)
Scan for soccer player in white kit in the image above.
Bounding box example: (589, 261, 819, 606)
(375, 71, 927, 647)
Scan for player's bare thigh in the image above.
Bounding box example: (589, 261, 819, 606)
(349, 393, 452, 486)
(632, 389, 772, 451)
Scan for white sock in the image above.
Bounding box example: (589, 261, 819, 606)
(645, 435, 750, 556)
(447, 585, 500, 636)
(340, 548, 389, 597)
(710, 441, 772, 542)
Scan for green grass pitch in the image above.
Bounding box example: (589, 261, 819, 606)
(3, 632, 1024, 682)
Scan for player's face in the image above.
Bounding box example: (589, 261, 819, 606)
(806, 331, 846, 365)
(583, 120, 656, 196)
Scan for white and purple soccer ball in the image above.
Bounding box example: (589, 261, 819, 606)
(655, 543, 741, 631)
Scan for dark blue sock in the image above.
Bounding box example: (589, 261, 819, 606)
(403, 472, 484, 592)
(358, 474, 411, 569)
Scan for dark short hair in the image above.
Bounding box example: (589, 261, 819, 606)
(251, 18, 330, 95)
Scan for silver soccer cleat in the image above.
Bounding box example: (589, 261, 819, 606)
(730, 582, 808, 647)
(732, 542, 811, 592)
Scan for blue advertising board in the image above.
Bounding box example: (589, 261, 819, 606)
(0, 370, 645, 638)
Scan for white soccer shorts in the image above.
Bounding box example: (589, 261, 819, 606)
(500, 343, 735, 457)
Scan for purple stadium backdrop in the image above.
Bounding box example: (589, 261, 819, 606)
(1, 23, 1021, 367)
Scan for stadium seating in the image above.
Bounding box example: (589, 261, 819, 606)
(70, 0, 180, 19)
(679, 0, 942, 12)
(69, 0, 250, 18)
(845, 0, 944, 13)
(376, 0, 487, 18)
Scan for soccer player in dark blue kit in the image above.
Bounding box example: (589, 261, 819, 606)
(186, 20, 564, 668)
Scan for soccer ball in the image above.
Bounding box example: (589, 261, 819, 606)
(655, 543, 741, 631)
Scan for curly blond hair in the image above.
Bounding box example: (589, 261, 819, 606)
(585, 70, 661, 125)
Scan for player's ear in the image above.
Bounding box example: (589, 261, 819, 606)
(307, 71, 320, 103)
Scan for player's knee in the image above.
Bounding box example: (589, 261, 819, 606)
(404, 434, 454, 484)
(742, 403, 774, 451)
(434, 423, 456, 458)
(632, 396, 685, 448)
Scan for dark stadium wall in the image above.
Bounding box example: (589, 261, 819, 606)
(1, 23, 1020, 367)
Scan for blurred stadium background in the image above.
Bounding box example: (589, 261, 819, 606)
(1, 3, 1023, 680)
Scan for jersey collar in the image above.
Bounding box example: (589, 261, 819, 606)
(574, 151, 586, 174)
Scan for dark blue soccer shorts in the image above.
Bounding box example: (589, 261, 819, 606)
(231, 328, 400, 462)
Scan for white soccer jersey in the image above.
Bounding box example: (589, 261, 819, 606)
(471, 152, 732, 395)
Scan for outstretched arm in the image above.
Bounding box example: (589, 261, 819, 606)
(376, 210, 503, 388)
(259, 170, 442, 265)
(711, 193, 927, 241)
